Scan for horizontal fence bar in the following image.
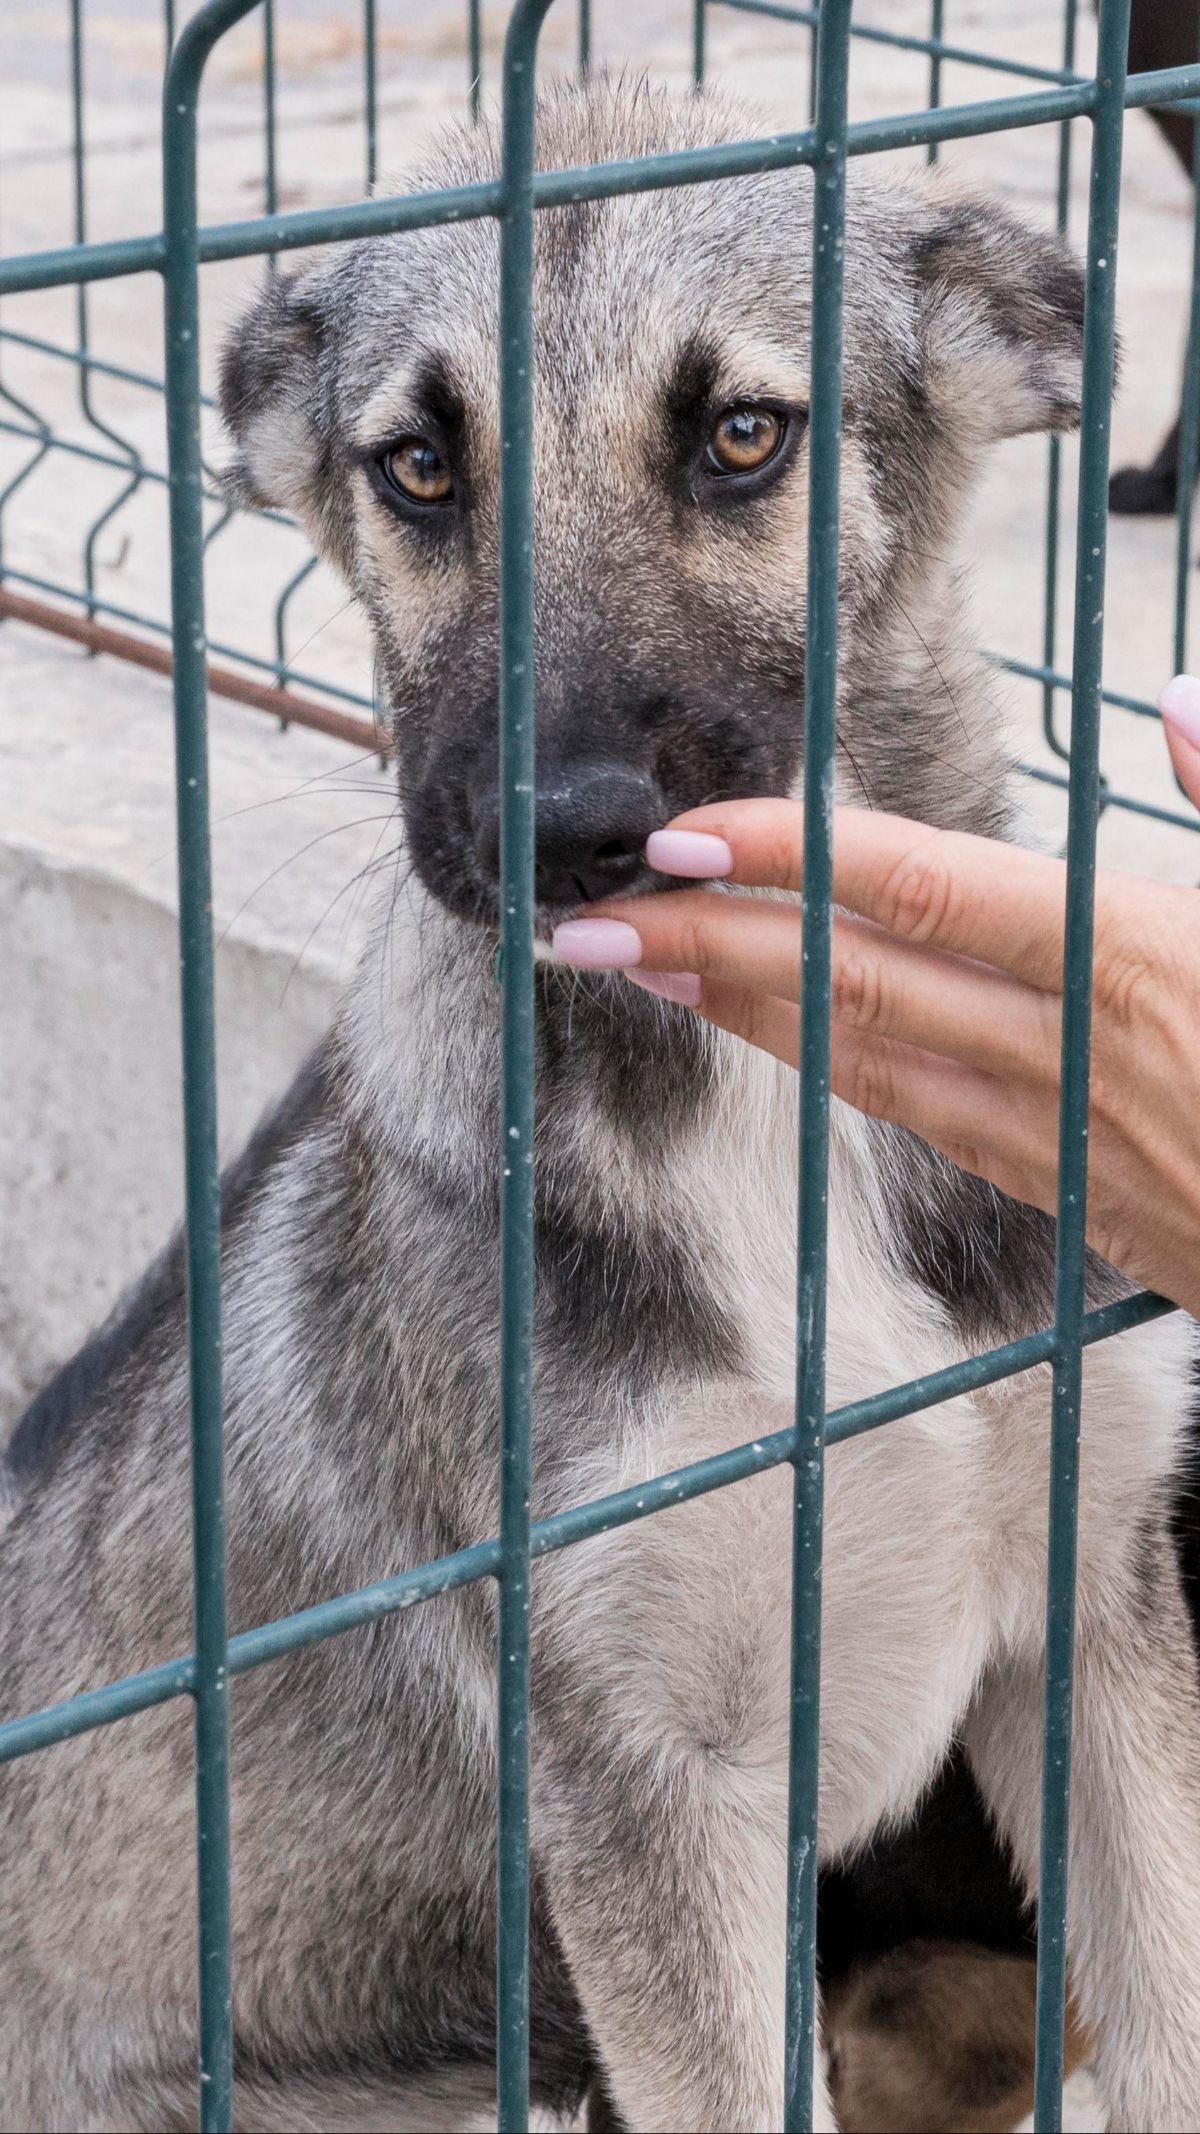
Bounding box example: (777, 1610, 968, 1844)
(0, 1654, 198, 1762)
(994, 649, 1163, 721)
(1022, 759, 1200, 834)
(0, 326, 172, 397)
(0, 1287, 1173, 1769)
(0, 232, 168, 295)
(709, 0, 1084, 87)
(1, 567, 374, 712)
(8, 61, 1200, 299)
(0, 415, 215, 492)
(0, 586, 384, 753)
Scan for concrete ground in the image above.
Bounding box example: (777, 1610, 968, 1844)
(2, 6, 1196, 2129)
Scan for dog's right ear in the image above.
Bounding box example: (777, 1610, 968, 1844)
(910, 189, 1087, 447)
(218, 267, 347, 563)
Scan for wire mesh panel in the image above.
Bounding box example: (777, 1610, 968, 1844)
(1, 4, 1199, 2132)
(3, 5, 1200, 816)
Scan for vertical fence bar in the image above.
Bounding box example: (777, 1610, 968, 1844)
(926, 0, 944, 165)
(692, 0, 706, 88)
(1173, 118, 1200, 679)
(0, 374, 52, 582)
(1033, 3, 1130, 2127)
(71, 0, 141, 626)
(1041, 0, 1079, 764)
(273, 554, 319, 726)
(70, 0, 92, 620)
(783, 3, 850, 2128)
(161, 3, 263, 2124)
(496, 0, 553, 2123)
(470, 0, 484, 121)
(579, 0, 591, 75)
(262, 0, 278, 272)
(364, 0, 379, 190)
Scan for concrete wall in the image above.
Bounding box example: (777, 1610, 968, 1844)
(0, 619, 384, 1423)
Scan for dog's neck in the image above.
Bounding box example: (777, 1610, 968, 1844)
(340, 874, 723, 1196)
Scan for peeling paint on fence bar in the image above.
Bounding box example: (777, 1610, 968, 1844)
(160, 3, 256, 2122)
(784, 3, 850, 2125)
(1034, 6, 1131, 2127)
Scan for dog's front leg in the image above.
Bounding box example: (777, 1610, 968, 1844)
(965, 1532, 1200, 2134)
(533, 1503, 833, 2134)
(534, 1722, 830, 2133)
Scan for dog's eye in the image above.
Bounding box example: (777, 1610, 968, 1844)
(706, 404, 785, 476)
(379, 438, 454, 506)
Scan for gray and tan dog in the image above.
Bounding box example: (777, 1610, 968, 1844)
(3, 81, 1199, 2134)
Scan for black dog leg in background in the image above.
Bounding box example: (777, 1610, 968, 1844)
(1108, 0, 1198, 516)
(1108, 411, 1182, 516)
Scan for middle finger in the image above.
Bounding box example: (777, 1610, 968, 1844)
(553, 891, 1061, 1084)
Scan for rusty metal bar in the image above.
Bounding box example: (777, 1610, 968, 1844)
(0, 586, 387, 756)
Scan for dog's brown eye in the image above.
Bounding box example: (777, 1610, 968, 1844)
(380, 438, 453, 505)
(706, 404, 784, 476)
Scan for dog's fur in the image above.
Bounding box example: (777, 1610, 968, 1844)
(4, 82, 1200, 2133)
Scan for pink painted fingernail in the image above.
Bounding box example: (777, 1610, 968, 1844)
(551, 918, 643, 969)
(645, 829, 734, 878)
(1159, 674, 1200, 748)
(625, 969, 703, 1007)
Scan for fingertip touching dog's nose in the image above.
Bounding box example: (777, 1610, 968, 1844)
(472, 759, 665, 906)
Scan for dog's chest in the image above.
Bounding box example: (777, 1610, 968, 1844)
(664, 1041, 951, 1411)
(595, 1048, 1001, 1837)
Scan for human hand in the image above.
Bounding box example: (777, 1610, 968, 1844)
(551, 679, 1200, 1317)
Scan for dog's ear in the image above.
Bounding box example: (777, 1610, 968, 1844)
(218, 266, 347, 559)
(911, 193, 1086, 444)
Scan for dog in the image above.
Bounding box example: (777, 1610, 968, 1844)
(3, 81, 1199, 2133)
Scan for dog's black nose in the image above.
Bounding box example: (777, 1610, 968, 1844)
(473, 760, 664, 906)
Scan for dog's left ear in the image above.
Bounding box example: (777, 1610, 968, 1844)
(911, 193, 1087, 443)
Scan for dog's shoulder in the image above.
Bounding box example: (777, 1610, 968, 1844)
(871, 1119, 1133, 1346)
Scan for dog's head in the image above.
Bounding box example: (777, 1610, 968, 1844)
(220, 80, 1084, 931)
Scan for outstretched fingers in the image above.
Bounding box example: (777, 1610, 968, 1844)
(660, 800, 1075, 991)
(590, 886, 1061, 1086)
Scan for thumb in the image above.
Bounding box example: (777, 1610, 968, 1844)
(1158, 675, 1200, 812)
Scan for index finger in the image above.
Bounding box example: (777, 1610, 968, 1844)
(667, 798, 1073, 990)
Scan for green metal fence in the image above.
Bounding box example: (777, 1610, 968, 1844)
(0, 4, 1198, 2131)
(4, 3, 1200, 835)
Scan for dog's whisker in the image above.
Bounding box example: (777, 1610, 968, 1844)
(893, 593, 972, 747)
(216, 815, 401, 952)
(275, 594, 358, 670)
(279, 839, 403, 1003)
(836, 730, 876, 809)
